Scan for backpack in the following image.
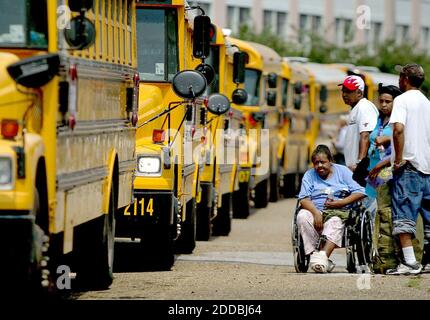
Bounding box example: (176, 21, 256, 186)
(372, 184, 424, 274)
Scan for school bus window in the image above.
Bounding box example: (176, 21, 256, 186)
(136, 9, 179, 82)
(106, 0, 110, 59)
(127, 0, 133, 64)
(166, 9, 179, 81)
(122, 0, 126, 64)
(244, 69, 261, 106)
(96, 0, 102, 57)
(0, 0, 47, 48)
(116, 0, 121, 62)
(282, 78, 289, 108)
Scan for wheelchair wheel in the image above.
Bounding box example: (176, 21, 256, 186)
(291, 212, 309, 273)
(293, 236, 310, 273)
(346, 247, 357, 273)
(345, 228, 357, 273)
(356, 209, 374, 272)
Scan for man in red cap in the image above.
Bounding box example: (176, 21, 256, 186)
(340, 75, 379, 182)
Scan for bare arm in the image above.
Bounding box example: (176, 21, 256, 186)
(368, 158, 391, 180)
(358, 131, 371, 160)
(392, 122, 405, 168)
(324, 192, 366, 209)
(375, 136, 391, 147)
(300, 198, 323, 231)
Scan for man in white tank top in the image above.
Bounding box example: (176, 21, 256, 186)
(339, 75, 379, 186)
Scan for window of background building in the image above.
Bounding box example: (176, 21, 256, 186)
(421, 26, 429, 49)
(344, 19, 354, 43)
(227, 6, 235, 30)
(373, 22, 382, 45)
(299, 14, 308, 43)
(277, 12, 287, 37)
(239, 7, 250, 28)
(402, 25, 409, 41)
(335, 18, 342, 44)
(311, 15, 321, 36)
(263, 10, 273, 31)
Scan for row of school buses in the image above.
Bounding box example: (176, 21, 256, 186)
(0, 0, 399, 293)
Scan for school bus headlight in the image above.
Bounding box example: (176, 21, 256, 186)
(137, 156, 161, 175)
(0, 157, 13, 189)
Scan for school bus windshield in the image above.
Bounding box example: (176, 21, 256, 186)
(136, 8, 179, 82)
(0, 0, 48, 48)
(244, 69, 261, 106)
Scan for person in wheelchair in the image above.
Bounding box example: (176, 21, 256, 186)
(297, 145, 367, 273)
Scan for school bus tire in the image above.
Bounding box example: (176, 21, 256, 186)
(75, 183, 116, 290)
(282, 174, 298, 198)
(196, 183, 213, 241)
(212, 193, 233, 236)
(175, 198, 197, 254)
(139, 224, 175, 271)
(269, 168, 281, 203)
(233, 182, 250, 219)
(254, 178, 269, 209)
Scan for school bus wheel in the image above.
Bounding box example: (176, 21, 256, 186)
(254, 178, 269, 209)
(212, 193, 233, 236)
(74, 183, 116, 289)
(233, 181, 251, 219)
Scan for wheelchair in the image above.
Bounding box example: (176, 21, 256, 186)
(291, 195, 375, 274)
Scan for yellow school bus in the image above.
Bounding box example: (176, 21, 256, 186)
(278, 58, 316, 197)
(0, 0, 138, 291)
(195, 23, 247, 239)
(303, 62, 349, 151)
(358, 67, 399, 105)
(227, 37, 271, 211)
(115, 0, 230, 269)
(247, 42, 297, 204)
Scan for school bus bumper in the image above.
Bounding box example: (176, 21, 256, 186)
(116, 190, 174, 238)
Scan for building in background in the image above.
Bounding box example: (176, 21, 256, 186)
(189, 0, 430, 53)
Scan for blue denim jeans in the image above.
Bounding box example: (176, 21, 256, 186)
(391, 162, 430, 239)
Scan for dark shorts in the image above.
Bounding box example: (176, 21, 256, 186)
(391, 162, 430, 238)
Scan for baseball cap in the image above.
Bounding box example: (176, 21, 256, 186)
(338, 75, 365, 92)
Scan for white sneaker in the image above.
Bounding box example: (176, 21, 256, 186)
(422, 264, 430, 273)
(310, 251, 328, 273)
(386, 262, 422, 275)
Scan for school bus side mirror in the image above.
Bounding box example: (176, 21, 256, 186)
(7, 54, 60, 88)
(320, 85, 328, 102)
(69, 0, 94, 12)
(268, 73, 278, 89)
(267, 91, 277, 106)
(172, 70, 207, 99)
(207, 93, 231, 115)
(64, 16, 96, 50)
(195, 63, 215, 86)
(193, 15, 211, 59)
(233, 52, 246, 84)
(231, 88, 248, 105)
